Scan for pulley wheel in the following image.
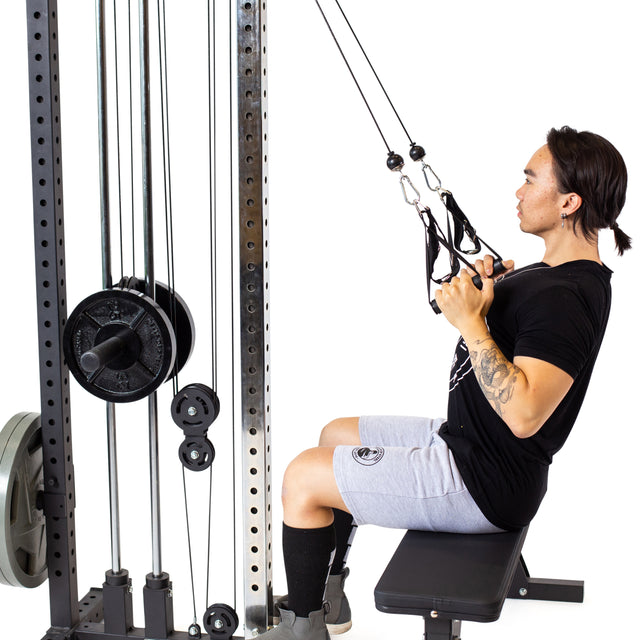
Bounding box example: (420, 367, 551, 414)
(118, 277, 195, 378)
(178, 438, 215, 472)
(171, 384, 220, 433)
(203, 603, 239, 640)
(63, 287, 176, 403)
(0, 413, 47, 588)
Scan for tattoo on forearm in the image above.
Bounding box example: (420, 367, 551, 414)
(468, 337, 523, 418)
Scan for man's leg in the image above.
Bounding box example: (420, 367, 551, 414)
(279, 446, 347, 622)
(318, 417, 359, 570)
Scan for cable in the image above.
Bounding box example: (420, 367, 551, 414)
(182, 467, 199, 626)
(331, 0, 415, 146)
(314, 0, 392, 154)
(157, 0, 179, 396)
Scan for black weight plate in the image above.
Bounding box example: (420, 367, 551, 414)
(154, 282, 195, 379)
(64, 288, 176, 403)
(171, 384, 220, 433)
(178, 438, 215, 472)
(117, 277, 195, 379)
(203, 603, 239, 640)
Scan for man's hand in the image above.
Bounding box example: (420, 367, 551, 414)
(434, 257, 514, 334)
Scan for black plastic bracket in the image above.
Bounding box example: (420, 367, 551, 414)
(143, 572, 175, 639)
(102, 570, 134, 635)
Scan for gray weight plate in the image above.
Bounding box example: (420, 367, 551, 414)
(0, 412, 47, 588)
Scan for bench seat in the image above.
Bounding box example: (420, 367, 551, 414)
(375, 528, 527, 623)
(374, 527, 583, 639)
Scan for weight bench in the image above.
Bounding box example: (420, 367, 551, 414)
(374, 527, 584, 639)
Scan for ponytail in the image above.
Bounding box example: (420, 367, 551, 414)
(612, 222, 632, 256)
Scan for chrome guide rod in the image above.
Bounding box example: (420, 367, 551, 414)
(138, 0, 162, 578)
(95, 0, 123, 577)
(106, 402, 122, 574)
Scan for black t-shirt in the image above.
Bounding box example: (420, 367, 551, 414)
(439, 260, 612, 530)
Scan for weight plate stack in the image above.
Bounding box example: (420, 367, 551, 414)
(0, 412, 47, 588)
(63, 287, 177, 403)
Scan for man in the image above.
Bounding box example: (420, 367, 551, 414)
(262, 127, 631, 640)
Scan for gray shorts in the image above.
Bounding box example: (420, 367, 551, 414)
(333, 416, 504, 534)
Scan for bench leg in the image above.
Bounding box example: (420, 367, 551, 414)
(507, 556, 584, 603)
(423, 616, 461, 640)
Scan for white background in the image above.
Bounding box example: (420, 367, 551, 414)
(1, 1, 639, 639)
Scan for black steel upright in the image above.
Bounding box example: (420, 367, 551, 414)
(26, 0, 80, 633)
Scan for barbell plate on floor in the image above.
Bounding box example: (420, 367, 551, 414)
(0, 412, 47, 588)
(63, 287, 177, 403)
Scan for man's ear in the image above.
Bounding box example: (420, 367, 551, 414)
(562, 192, 582, 216)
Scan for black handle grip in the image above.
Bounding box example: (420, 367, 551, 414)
(430, 259, 508, 315)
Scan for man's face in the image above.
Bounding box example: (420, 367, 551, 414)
(515, 145, 566, 237)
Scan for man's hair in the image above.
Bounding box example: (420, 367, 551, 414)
(546, 126, 631, 255)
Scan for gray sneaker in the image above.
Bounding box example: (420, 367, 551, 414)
(260, 606, 330, 640)
(324, 569, 352, 634)
(273, 569, 352, 635)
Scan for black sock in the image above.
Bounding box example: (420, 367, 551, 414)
(330, 509, 357, 575)
(283, 523, 336, 618)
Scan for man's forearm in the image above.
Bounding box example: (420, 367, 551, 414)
(466, 333, 526, 423)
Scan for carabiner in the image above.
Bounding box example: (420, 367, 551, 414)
(421, 162, 443, 193)
(400, 173, 421, 206)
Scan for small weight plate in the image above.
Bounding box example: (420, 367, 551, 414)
(203, 603, 239, 640)
(0, 413, 47, 588)
(117, 277, 195, 379)
(154, 282, 195, 378)
(178, 438, 215, 472)
(171, 384, 220, 434)
(63, 288, 176, 403)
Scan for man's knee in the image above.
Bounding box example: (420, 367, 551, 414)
(282, 448, 322, 502)
(319, 417, 360, 447)
(282, 447, 334, 506)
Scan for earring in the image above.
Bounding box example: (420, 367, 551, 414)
(561, 213, 568, 229)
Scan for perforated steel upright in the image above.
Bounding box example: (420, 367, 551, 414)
(237, 1, 273, 636)
(26, 0, 81, 633)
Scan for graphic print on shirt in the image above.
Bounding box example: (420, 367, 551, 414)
(449, 338, 475, 392)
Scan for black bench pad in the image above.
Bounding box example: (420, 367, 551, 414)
(375, 528, 527, 623)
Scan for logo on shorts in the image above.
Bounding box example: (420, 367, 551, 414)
(352, 446, 385, 466)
